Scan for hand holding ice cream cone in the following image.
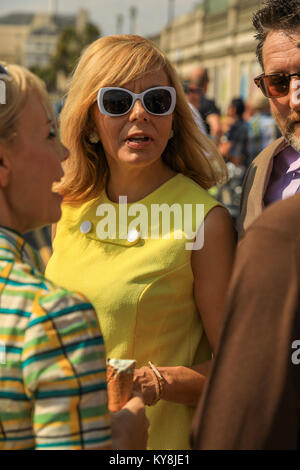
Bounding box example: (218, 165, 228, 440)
(106, 358, 136, 412)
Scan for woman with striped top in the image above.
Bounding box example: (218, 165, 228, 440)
(0, 63, 148, 450)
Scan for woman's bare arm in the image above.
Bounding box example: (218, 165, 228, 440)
(134, 207, 236, 407)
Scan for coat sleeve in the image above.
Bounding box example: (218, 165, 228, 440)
(190, 225, 300, 449)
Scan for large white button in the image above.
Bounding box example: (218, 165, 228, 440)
(127, 229, 140, 243)
(80, 220, 92, 234)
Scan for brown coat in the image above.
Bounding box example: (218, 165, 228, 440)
(191, 194, 300, 449)
(238, 136, 286, 237)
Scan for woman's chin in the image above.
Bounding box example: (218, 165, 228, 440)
(118, 153, 162, 168)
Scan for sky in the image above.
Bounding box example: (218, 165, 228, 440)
(0, 0, 201, 36)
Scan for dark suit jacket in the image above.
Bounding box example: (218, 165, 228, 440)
(238, 136, 286, 237)
(191, 194, 300, 449)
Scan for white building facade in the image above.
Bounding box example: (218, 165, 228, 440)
(160, 0, 262, 112)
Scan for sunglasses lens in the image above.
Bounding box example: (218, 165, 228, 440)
(264, 75, 289, 97)
(144, 89, 172, 114)
(103, 89, 133, 115)
(0, 64, 8, 75)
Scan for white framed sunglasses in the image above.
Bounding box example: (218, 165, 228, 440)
(97, 86, 176, 117)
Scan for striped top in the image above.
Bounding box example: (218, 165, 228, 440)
(0, 227, 111, 450)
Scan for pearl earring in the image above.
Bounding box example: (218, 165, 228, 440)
(89, 132, 100, 144)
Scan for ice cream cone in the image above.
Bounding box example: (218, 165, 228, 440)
(106, 358, 136, 412)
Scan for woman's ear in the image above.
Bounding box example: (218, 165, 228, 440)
(0, 146, 11, 188)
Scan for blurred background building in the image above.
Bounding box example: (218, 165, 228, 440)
(0, 5, 99, 95)
(161, 0, 262, 113)
(0, 9, 87, 67)
(0, 0, 263, 109)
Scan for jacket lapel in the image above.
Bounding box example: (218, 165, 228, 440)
(238, 137, 286, 236)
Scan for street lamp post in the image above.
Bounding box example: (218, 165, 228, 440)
(48, 0, 58, 15)
(116, 14, 124, 34)
(168, 0, 175, 24)
(129, 6, 137, 35)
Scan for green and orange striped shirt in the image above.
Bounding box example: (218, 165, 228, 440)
(0, 227, 111, 450)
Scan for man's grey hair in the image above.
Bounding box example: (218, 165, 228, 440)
(253, 0, 300, 69)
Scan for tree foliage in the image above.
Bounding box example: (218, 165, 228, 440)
(30, 65, 57, 92)
(30, 22, 100, 92)
(52, 22, 100, 76)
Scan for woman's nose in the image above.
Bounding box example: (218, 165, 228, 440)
(129, 99, 149, 120)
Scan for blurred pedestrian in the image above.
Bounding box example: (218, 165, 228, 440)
(182, 81, 207, 134)
(219, 97, 249, 168)
(190, 67, 222, 144)
(248, 90, 281, 164)
(215, 98, 248, 225)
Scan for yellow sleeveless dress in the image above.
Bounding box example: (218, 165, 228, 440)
(46, 174, 221, 449)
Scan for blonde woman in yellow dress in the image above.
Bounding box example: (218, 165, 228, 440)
(46, 35, 236, 449)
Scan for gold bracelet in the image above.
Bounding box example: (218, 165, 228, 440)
(146, 367, 160, 406)
(148, 361, 165, 403)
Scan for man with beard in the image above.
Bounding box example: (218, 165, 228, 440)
(238, 0, 300, 237)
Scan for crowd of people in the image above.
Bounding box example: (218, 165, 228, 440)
(184, 73, 281, 223)
(185, 71, 281, 168)
(0, 0, 299, 451)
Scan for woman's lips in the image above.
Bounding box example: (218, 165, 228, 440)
(125, 137, 152, 149)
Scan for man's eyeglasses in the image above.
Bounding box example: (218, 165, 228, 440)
(254, 72, 300, 98)
(97, 86, 176, 117)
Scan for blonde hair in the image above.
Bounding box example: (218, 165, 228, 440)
(59, 35, 227, 203)
(0, 63, 55, 145)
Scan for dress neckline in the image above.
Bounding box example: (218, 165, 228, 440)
(103, 173, 181, 207)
